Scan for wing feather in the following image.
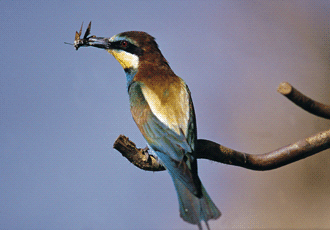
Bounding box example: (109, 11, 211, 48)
(129, 78, 200, 195)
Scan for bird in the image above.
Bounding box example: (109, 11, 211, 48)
(79, 27, 221, 229)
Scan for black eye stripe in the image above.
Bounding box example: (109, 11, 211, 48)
(111, 41, 143, 56)
(121, 40, 128, 47)
(110, 41, 125, 49)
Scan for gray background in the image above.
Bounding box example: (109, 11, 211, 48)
(1, 1, 330, 229)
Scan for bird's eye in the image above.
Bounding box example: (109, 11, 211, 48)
(121, 40, 128, 48)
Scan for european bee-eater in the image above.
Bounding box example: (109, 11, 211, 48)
(78, 29, 221, 229)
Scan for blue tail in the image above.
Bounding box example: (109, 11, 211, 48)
(171, 174, 221, 229)
(152, 148, 221, 228)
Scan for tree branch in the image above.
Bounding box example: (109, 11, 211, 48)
(113, 82, 330, 171)
(113, 135, 165, 171)
(277, 82, 330, 119)
(196, 129, 330, 170)
(113, 129, 330, 171)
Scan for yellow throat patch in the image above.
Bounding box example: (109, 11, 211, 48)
(108, 49, 139, 70)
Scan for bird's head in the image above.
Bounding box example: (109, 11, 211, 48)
(87, 31, 169, 72)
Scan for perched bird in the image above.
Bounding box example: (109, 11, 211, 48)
(80, 29, 221, 229)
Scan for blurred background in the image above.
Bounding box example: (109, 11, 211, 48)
(1, 1, 330, 229)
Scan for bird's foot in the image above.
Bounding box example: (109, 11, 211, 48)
(142, 146, 150, 162)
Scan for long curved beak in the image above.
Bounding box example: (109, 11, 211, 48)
(87, 37, 111, 49)
(74, 36, 112, 50)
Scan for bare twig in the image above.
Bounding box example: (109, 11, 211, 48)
(112, 82, 330, 172)
(196, 129, 330, 170)
(113, 129, 330, 171)
(278, 82, 330, 119)
(113, 135, 165, 171)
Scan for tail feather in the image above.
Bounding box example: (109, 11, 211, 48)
(152, 149, 220, 228)
(172, 176, 221, 228)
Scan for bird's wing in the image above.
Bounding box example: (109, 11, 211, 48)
(129, 80, 200, 195)
(141, 80, 189, 136)
(130, 76, 195, 158)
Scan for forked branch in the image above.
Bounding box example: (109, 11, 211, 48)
(113, 82, 330, 171)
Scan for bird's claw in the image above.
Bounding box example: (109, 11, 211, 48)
(142, 146, 150, 162)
